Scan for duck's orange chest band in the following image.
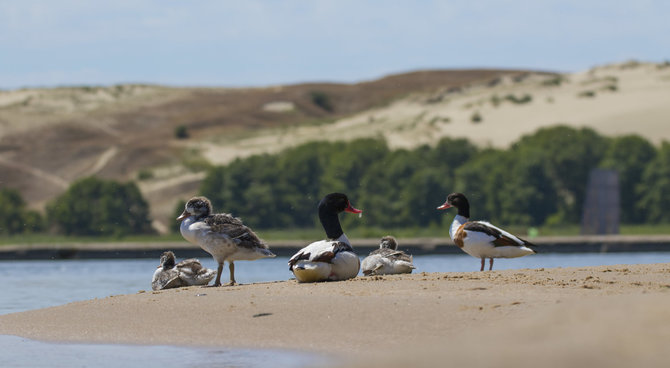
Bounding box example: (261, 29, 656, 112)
(453, 222, 468, 248)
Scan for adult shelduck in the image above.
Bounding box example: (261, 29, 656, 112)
(288, 193, 362, 282)
(151, 251, 216, 290)
(437, 192, 537, 271)
(177, 196, 275, 286)
(361, 236, 415, 276)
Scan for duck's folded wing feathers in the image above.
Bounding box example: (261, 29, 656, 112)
(288, 241, 353, 270)
(204, 214, 268, 249)
(370, 248, 413, 262)
(176, 259, 204, 273)
(465, 221, 536, 248)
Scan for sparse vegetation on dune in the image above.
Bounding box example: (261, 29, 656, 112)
(490, 93, 533, 106)
(309, 91, 334, 112)
(174, 125, 189, 139)
(578, 90, 596, 98)
(471, 111, 483, 123)
(541, 75, 566, 86)
(505, 93, 533, 104)
(1, 62, 670, 232)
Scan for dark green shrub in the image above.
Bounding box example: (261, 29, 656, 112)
(542, 76, 564, 86)
(175, 125, 189, 139)
(0, 188, 44, 235)
(137, 169, 154, 181)
(47, 177, 154, 236)
(505, 94, 532, 104)
(471, 111, 483, 123)
(309, 91, 334, 112)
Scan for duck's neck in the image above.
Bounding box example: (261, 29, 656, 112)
(335, 233, 351, 246)
(456, 202, 470, 218)
(449, 214, 469, 240)
(319, 207, 345, 242)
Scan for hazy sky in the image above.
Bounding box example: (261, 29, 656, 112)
(1, 1, 668, 89)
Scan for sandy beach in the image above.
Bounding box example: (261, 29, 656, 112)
(1, 263, 669, 367)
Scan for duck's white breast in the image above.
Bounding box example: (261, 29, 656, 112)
(329, 251, 360, 280)
(180, 217, 237, 262)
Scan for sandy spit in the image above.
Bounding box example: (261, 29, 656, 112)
(1, 263, 669, 367)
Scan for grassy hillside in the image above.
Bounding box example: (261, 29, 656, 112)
(2, 61, 669, 233)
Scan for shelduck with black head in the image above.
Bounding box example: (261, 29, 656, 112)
(288, 193, 362, 282)
(438, 192, 537, 271)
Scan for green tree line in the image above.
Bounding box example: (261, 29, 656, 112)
(1, 125, 669, 236)
(199, 125, 668, 230)
(1, 177, 153, 236)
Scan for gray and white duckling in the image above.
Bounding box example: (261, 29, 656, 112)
(151, 251, 217, 290)
(177, 196, 276, 286)
(361, 236, 415, 276)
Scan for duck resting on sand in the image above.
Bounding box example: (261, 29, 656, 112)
(177, 196, 275, 286)
(361, 236, 415, 276)
(288, 193, 362, 282)
(437, 192, 537, 271)
(151, 251, 217, 290)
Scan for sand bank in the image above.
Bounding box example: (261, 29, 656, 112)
(1, 263, 669, 367)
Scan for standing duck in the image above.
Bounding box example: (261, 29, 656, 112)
(361, 236, 415, 276)
(151, 251, 217, 290)
(288, 193, 362, 282)
(437, 192, 537, 271)
(177, 196, 276, 286)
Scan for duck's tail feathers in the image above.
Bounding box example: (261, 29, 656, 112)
(520, 238, 538, 254)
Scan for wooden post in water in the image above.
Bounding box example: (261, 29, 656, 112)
(581, 169, 620, 235)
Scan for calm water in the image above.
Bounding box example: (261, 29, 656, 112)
(1, 252, 669, 367)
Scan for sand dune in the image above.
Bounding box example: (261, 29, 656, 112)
(2, 62, 669, 230)
(201, 62, 670, 164)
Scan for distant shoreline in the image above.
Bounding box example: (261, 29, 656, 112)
(1, 235, 669, 260)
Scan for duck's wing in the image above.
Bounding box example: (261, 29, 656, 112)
(204, 213, 269, 250)
(288, 240, 353, 270)
(176, 259, 216, 284)
(370, 248, 413, 263)
(152, 269, 182, 290)
(465, 221, 537, 249)
(389, 250, 414, 263)
(176, 259, 205, 274)
(368, 248, 386, 256)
